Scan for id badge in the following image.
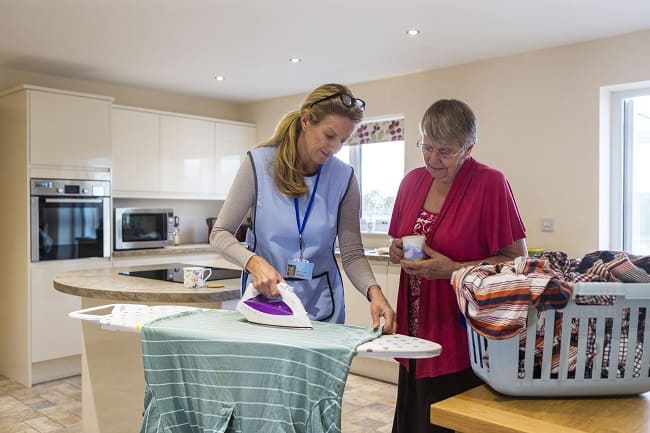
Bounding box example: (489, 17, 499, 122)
(286, 258, 314, 280)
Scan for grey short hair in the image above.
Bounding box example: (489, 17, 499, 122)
(420, 99, 477, 148)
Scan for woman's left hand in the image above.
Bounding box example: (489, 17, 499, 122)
(367, 286, 397, 334)
(400, 244, 459, 280)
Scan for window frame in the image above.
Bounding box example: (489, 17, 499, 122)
(608, 86, 650, 252)
(336, 114, 405, 234)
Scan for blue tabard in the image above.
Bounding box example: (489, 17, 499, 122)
(243, 146, 354, 323)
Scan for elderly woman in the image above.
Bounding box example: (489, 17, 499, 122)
(388, 99, 527, 433)
(210, 83, 396, 332)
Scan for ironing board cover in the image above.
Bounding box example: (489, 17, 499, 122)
(139, 309, 380, 433)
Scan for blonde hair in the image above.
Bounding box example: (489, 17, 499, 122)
(257, 83, 364, 197)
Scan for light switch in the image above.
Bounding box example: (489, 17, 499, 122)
(541, 217, 554, 232)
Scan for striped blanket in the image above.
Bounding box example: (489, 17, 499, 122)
(451, 256, 574, 339)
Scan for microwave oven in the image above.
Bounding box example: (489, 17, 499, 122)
(114, 208, 175, 250)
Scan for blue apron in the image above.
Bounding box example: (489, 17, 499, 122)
(243, 146, 353, 323)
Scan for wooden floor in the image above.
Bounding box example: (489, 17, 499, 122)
(0, 373, 397, 433)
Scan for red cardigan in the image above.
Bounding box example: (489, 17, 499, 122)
(388, 157, 526, 378)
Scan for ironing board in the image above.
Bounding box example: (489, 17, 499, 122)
(69, 303, 442, 358)
(71, 304, 441, 433)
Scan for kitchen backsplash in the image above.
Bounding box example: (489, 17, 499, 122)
(112, 198, 224, 244)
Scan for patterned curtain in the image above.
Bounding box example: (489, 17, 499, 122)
(347, 118, 404, 146)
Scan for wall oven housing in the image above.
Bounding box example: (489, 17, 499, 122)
(30, 178, 111, 262)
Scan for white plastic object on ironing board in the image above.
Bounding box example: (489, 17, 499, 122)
(236, 282, 313, 329)
(68, 304, 201, 332)
(355, 334, 442, 358)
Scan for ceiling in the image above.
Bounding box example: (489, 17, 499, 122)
(1, 0, 649, 103)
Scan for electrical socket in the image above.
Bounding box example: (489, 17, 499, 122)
(541, 217, 554, 233)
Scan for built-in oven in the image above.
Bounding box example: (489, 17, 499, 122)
(30, 178, 111, 262)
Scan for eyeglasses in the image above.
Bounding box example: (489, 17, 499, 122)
(310, 92, 366, 113)
(416, 141, 465, 159)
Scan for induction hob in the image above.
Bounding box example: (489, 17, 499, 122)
(119, 264, 241, 284)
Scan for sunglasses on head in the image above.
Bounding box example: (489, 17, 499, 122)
(310, 91, 366, 113)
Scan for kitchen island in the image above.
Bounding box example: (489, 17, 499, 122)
(54, 263, 242, 433)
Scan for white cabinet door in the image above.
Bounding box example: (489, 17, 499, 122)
(29, 89, 111, 169)
(214, 122, 255, 198)
(386, 262, 401, 309)
(340, 259, 390, 328)
(111, 107, 161, 195)
(30, 258, 112, 363)
(160, 114, 216, 197)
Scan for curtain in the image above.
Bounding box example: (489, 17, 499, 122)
(348, 119, 403, 146)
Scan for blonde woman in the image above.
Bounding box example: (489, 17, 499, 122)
(210, 83, 396, 332)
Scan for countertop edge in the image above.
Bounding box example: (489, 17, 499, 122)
(53, 264, 242, 304)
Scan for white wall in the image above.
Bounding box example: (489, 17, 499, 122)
(242, 30, 650, 258)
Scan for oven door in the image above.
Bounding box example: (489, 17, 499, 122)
(31, 196, 111, 262)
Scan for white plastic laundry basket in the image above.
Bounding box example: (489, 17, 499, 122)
(468, 282, 650, 396)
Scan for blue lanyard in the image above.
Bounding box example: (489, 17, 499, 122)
(294, 166, 322, 259)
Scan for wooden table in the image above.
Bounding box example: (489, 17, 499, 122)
(430, 384, 650, 433)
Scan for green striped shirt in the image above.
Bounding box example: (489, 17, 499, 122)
(139, 310, 379, 433)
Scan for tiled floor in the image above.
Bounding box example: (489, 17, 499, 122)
(0, 375, 81, 433)
(0, 373, 396, 433)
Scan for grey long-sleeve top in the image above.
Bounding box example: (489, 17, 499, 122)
(209, 155, 379, 298)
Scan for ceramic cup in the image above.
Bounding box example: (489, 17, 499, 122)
(183, 267, 213, 288)
(402, 235, 426, 260)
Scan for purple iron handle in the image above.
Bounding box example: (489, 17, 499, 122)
(243, 294, 293, 315)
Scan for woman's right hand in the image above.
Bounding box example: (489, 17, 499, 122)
(245, 255, 285, 297)
(388, 238, 404, 264)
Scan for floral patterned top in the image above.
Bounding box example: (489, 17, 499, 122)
(408, 208, 438, 337)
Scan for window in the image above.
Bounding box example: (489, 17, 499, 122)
(336, 117, 405, 233)
(609, 88, 650, 254)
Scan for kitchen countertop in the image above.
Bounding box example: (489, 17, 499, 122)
(429, 384, 650, 433)
(53, 263, 241, 303)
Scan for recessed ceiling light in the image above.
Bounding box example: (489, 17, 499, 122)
(289, 57, 301, 63)
(406, 29, 420, 36)
(214, 75, 225, 81)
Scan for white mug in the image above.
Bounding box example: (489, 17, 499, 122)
(402, 235, 426, 261)
(183, 267, 213, 288)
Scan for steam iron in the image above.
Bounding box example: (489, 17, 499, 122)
(236, 282, 312, 329)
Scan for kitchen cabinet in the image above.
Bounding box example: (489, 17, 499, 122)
(160, 114, 216, 196)
(111, 107, 161, 195)
(214, 121, 255, 197)
(0, 84, 113, 387)
(27, 86, 112, 174)
(30, 258, 112, 383)
(339, 257, 400, 383)
(111, 105, 255, 199)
